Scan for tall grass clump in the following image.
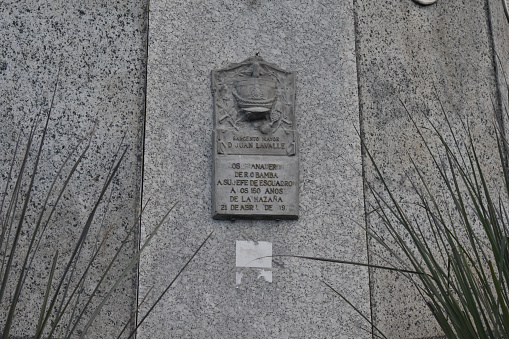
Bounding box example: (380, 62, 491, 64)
(359, 98, 509, 338)
(310, 5, 509, 337)
(0, 77, 211, 338)
(289, 95, 509, 338)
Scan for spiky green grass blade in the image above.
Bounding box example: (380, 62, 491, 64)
(35, 147, 129, 339)
(2, 104, 53, 339)
(115, 286, 153, 339)
(290, 88, 509, 338)
(75, 202, 181, 339)
(0, 114, 42, 307)
(36, 250, 58, 335)
(126, 230, 214, 339)
(322, 281, 388, 339)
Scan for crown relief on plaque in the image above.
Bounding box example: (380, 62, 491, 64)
(212, 55, 297, 156)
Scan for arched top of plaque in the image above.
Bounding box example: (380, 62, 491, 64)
(212, 56, 297, 156)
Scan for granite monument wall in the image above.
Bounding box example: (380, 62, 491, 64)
(356, 1, 506, 337)
(1, 0, 508, 338)
(0, 1, 147, 337)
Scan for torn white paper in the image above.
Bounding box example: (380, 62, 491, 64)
(236, 272, 243, 285)
(257, 269, 273, 282)
(236, 241, 272, 268)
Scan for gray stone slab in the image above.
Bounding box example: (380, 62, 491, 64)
(140, 0, 370, 338)
(355, 1, 503, 338)
(0, 1, 147, 337)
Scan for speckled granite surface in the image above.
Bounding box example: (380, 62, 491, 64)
(139, 0, 370, 338)
(355, 1, 503, 338)
(0, 1, 147, 337)
(3, 0, 509, 338)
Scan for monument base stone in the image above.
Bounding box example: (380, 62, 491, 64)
(140, 0, 370, 338)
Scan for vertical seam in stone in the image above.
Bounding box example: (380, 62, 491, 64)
(351, 0, 376, 337)
(485, 0, 508, 165)
(136, 0, 151, 337)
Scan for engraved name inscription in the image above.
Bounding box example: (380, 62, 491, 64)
(217, 162, 293, 212)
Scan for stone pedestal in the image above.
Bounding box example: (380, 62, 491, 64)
(140, 1, 370, 337)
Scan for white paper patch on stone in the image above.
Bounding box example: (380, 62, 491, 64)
(257, 269, 272, 283)
(235, 241, 272, 268)
(235, 272, 243, 285)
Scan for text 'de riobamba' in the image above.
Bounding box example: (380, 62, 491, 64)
(212, 56, 299, 220)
